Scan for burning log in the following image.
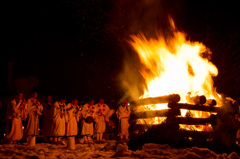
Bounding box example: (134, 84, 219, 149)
(168, 103, 221, 112)
(134, 109, 180, 118)
(205, 99, 217, 106)
(130, 94, 181, 106)
(187, 95, 207, 105)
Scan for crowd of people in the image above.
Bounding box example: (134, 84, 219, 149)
(3, 91, 240, 147)
(4, 91, 131, 145)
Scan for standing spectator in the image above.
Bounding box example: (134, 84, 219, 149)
(81, 100, 95, 143)
(25, 92, 43, 143)
(42, 95, 53, 142)
(116, 99, 131, 142)
(66, 98, 79, 137)
(77, 101, 83, 139)
(94, 98, 110, 142)
(5, 92, 27, 143)
(51, 97, 66, 144)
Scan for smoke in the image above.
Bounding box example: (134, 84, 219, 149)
(117, 49, 146, 100)
(113, 0, 181, 37)
(113, 0, 180, 100)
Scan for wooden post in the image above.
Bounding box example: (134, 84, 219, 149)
(28, 136, 36, 146)
(67, 136, 75, 150)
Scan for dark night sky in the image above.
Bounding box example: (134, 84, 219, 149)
(1, 0, 240, 103)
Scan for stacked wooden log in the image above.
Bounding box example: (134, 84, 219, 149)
(131, 94, 219, 127)
(129, 96, 239, 151)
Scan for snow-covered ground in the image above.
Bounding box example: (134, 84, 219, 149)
(0, 140, 239, 159)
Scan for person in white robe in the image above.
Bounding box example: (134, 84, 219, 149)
(51, 97, 66, 144)
(81, 100, 95, 143)
(25, 92, 43, 140)
(5, 92, 27, 143)
(116, 99, 131, 141)
(66, 99, 79, 137)
(94, 98, 110, 142)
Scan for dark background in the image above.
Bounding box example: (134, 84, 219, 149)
(1, 0, 240, 105)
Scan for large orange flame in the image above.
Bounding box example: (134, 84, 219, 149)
(129, 18, 220, 129)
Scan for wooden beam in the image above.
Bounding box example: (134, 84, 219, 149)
(130, 94, 181, 106)
(168, 103, 221, 112)
(134, 109, 181, 118)
(167, 117, 213, 125)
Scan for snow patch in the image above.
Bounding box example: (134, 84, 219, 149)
(0, 141, 239, 159)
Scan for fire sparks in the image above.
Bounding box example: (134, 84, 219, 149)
(128, 18, 220, 129)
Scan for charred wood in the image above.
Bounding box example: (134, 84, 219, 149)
(177, 130, 210, 137)
(166, 116, 213, 125)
